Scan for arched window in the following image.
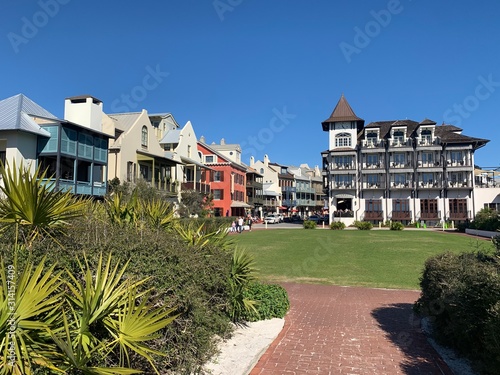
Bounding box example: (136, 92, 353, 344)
(260, 168, 264, 174)
(335, 133, 352, 147)
(141, 126, 148, 148)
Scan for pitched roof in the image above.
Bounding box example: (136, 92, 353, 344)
(419, 118, 437, 126)
(159, 129, 181, 144)
(435, 125, 489, 149)
(108, 112, 141, 132)
(364, 119, 420, 139)
(0, 94, 55, 137)
(322, 94, 364, 131)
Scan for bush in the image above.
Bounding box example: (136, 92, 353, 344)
(242, 282, 290, 322)
(330, 221, 346, 230)
(415, 251, 500, 374)
(470, 208, 500, 232)
(303, 220, 317, 229)
(390, 222, 404, 231)
(353, 221, 373, 230)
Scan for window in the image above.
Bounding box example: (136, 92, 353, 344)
(212, 171, 224, 182)
(366, 199, 382, 212)
(394, 173, 406, 185)
(334, 155, 352, 168)
(335, 175, 352, 187)
(366, 132, 378, 146)
(393, 153, 405, 166)
(213, 189, 224, 200)
(335, 133, 352, 147)
(393, 199, 410, 212)
(451, 151, 462, 163)
(366, 154, 379, 166)
(422, 172, 434, 185)
(187, 145, 192, 158)
(139, 164, 149, 180)
(141, 126, 148, 148)
(421, 199, 438, 213)
(205, 155, 215, 163)
(422, 152, 433, 165)
(367, 174, 379, 186)
(421, 129, 432, 144)
(78, 133, 93, 159)
(61, 128, 77, 155)
(260, 168, 264, 174)
(393, 130, 405, 144)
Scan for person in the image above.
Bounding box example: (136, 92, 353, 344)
(247, 215, 253, 232)
(237, 216, 244, 233)
(231, 220, 236, 233)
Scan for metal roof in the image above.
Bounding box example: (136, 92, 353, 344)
(108, 112, 141, 132)
(159, 129, 181, 144)
(0, 94, 55, 137)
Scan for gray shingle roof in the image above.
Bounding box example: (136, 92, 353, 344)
(0, 94, 55, 137)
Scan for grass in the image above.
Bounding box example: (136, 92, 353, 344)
(232, 229, 494, 289)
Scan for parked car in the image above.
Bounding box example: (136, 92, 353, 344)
(307, 215, 322, 223)
(264, 214, 279, 224)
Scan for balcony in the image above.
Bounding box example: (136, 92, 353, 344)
(362, 162, 384, 169)
(448, 210, 470, 221)
(362, 182, 385, 189)
(363, 211, 383, 220)
(419, 210, 441, 220)
(333, 182, 356, 189)
(333, 210, 354, 218)
(50, 179, 107, 197)
(181, 181, 211, 194)
(446, 160, 471, 169)
(391, 211, 412, 220)
(333, 163, 356, 170)
(248, 196, 263, 206)
(389, 139, 412, 148)
(447, 181, 472, 188)
(417, 161, 442, 168)
(361, 139, 385, 149)
(416, 138, 441, 147)
(282, 199, 297, 206)
(390, 182, 413, 189)
(418, 181, 441, 189)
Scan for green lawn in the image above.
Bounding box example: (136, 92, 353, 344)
(232, 229, 493, 289)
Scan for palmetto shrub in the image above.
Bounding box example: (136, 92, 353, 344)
(329, 221, 346, 230)
(353, 221, 373, 230)
(390, 222, 404, 231)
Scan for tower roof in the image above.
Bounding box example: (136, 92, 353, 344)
(321, 94, 364, 131)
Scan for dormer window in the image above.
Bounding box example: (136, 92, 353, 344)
(421, 129, 432, 144)
(205, 155, 216, 163)
(335, 133, 352, 147)
(366, 131, 378, 146)
(393, 130, 405, 145)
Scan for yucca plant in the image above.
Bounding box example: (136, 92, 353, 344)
(0, 257, 64, 375)
(104, 190, 138, 227)
(227, 249, 259, 322)
(174, 220, 231, 250)
(0, 161, 88, 249)
(137, 198, 175, 230)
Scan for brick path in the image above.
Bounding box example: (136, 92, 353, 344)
(250, 283, 453, 375)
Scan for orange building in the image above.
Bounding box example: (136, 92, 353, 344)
(197, 138, 251, 217)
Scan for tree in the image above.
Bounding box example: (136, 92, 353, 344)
(178, 190, 213, 218)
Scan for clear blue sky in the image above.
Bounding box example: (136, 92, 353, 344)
(1, 0, 499, 169)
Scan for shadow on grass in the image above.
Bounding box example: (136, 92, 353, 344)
(371, 303, 451, 375)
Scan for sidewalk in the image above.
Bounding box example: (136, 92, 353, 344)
(250, 283, 453, 375)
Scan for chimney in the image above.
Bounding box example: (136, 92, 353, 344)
(250, 156, 255, 167)
(199, 135, 206, 143)
(220, 138, 225, 145)
(64, 95, 103, 131)
(264, 154, 269, 168)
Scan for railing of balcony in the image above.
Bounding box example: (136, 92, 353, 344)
(390, 181, 414, 189)
(447, 210, 471, 220)
(416, 138, 441, 146)
(333, 182, 356, 189)
(361, 182, 386, 189)
(417, 181, 442, 189)
(417, 160, 442, 168)
(362, 162, 384, 169)
(333, 163, 356, 170)
(418, 210, 441, 220)
(391, 210, 412, 220)
(181, 181, 211, 194)
(282, 199, 297, 206)
(361, 139, 385, 148)
(333, 210, 354, 218)
(447, 181, 472, 188)
(363, 211, 384, 220)
(446, 160, 471, 168)
(389, 139, 413, 147)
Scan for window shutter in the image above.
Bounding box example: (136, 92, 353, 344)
(220, 171, 224, 182)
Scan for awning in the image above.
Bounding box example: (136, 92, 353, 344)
(230, 201, 253, 208)
(263, 190, 279, 196)
(334, 193, 355, 199)
(180, 156, 214, 170)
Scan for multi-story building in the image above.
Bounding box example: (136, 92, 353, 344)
(322, 95, 490, 226)
(198, 137, 251, 217)
(0, 94, 112, 197)
(251, 155, 283, 215)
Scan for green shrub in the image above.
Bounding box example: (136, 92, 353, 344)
(415, 251, 500, 374)
(492, 234, 500, 256)
(390, 222, 404, 231)
(303, 220, 317, 229)
(242, 282, 290, 322)
(470, 208, 500, 232)
(354, 221, 373, 230)
(330, 221, 346, 230)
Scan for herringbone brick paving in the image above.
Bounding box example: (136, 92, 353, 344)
(250, 283, 453, 375)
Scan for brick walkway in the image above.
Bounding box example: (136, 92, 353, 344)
(250, 283, 453, 375)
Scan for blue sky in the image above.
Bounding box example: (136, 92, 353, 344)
(1, 0, 499, 169)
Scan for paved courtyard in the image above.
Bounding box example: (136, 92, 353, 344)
(250, 283, 453, 375)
